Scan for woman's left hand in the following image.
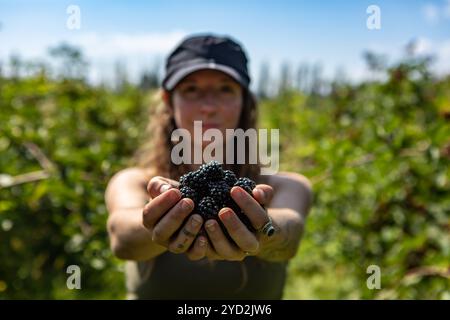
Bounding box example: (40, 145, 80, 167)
(203, 184, 275, 261)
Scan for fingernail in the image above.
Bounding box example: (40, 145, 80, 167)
(205, 221, 216, 232)
(160, 184, 171, 193)
(219, 209, 232, 221)
(191, 215, 201, 228)
(232, 187, 244, 199)
(182, 199, 193, 211)
(168, 189, 180, 201)
(199, 238, 206, 247)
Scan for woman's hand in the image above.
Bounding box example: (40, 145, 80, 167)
(143, 176, 208, 260)
(204, 184, 275, 261)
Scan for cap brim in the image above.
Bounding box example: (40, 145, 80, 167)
(163, 62, 248, 90)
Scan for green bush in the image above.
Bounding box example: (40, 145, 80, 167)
(265, 57, 449, 299)
(0, 55, 448, 299)
(0, 75, 148, 298)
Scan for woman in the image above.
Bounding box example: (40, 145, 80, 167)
(105, 34, 313, 299)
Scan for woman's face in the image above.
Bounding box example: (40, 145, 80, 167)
(171, 69, 243, 147)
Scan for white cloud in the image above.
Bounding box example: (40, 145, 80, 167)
(73, 30, 187, 57)
(71, 30, 188, 84)
(423, 1, 450, 23)
(445, 0, 450, 18)
(0, 30, 187, 61)
(434, 41, 450, 75)
(0, 30, 188, 84)
(414, 37, 433, 54)
(363, 37, 450, 76)
(437, 40, 450, 64)
(410, 38, 450, 75)
(423, 4, 439, 23)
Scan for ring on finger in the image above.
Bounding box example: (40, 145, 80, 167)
(257, 216, 275, 237)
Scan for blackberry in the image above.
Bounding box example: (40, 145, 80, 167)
(180, 170, 206, 191)
(234, 177, 256, 194)
(208, 180, 231, 207)
(224, 195, 238, 214)
(198, 196, 219, 220)
(179, 186, 198, 203)
(176, 160, 258, 237)
(179, 171, 193, 187)
(223, 170, 237, 187)
(199, 160, 224, 180)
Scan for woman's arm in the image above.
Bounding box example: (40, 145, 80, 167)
(255, 172, 313, 262)
(106, 168, 208, 261)
(105, 168, 167, 261)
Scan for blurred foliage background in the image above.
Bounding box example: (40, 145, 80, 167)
(0, 43, 449, 299)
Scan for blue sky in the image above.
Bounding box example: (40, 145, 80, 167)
(1, 0, 449, 86)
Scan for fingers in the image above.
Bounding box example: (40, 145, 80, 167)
(252, 184, 274, 206)
(147, 176, 179, 199)
(204, 219, 246, 261)
(142, 188, 181, 229)
(168, 214, 203, 253)
(205, 244, 224, 261)
(151, 197, 194, 246)
(186, 235, 208, 261)
(231, 186, 270, 232)
(218, 208, 259, 254)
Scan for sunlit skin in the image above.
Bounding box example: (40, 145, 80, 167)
(106, 69, 312, 264)
(158, 69, 271, 260)
(166, 69, 243, 158)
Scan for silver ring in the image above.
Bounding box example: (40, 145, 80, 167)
(258, 217, 275, 237)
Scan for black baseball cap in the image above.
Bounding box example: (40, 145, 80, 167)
(162, 34, 251, 91)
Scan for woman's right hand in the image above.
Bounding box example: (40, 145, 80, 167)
(142, 176, 208, 260)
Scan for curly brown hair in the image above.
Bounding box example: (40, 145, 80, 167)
(132, 88, 264, 184)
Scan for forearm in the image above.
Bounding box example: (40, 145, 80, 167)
(107, 208, 167, 261)
(256, 208, 305, 262)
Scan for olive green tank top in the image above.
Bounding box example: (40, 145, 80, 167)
(125, 252, 287, 299)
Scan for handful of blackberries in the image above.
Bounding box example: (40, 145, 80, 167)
(178, 161, 258, 236)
